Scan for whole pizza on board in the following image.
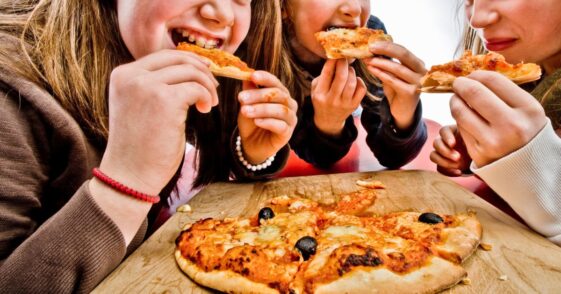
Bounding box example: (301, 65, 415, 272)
(174, 179, 482, 294)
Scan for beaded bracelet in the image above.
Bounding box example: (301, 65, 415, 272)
(235, 136, 275, 172)
(92, 168, 161, 203)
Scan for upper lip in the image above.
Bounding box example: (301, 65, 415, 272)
(325, 23, 360, 30)
(170, 26, 226, 42)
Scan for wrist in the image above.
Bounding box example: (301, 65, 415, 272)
(313, 116, 346, 137)
(235, 136, 275, 171)
(99, 159, 163, 196)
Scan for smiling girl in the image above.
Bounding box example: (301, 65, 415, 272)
(276, 0, 428, 169)
(431, 0, 561, 245)
(0, 0, 295, 291)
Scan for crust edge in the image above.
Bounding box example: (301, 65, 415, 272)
(174, 249, 279, 294)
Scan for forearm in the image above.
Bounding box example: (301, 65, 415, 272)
(472, 121, 561, 245)
(362, 99, 427, 169)
(0, 183, 143, 293)
(291, 115, 358, 169)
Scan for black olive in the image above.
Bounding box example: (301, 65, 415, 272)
(258, 207, 275, 223)
(418, 212, 444, 224)
(295, 236, 317, 261)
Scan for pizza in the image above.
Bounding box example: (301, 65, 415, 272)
(177, 42, 255, 81)
(421, 51, 542, 92)
(315, 27, 393, 59)
(175, 180, 482, 293)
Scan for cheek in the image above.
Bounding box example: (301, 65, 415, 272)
(227, 10, 252, 52)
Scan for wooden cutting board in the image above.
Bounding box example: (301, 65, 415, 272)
(93, 170, 561, 293)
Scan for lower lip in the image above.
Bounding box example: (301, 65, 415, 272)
(485, 40, 516, 51)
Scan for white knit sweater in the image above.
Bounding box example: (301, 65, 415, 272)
(472, 120, 561, 246)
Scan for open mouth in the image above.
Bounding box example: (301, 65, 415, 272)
(325, 24, 359, 31)
(171, 28, 224, 49)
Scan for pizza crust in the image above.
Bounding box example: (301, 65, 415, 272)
(174, 250, 279, 294)
(311, 257, 466, 294)
(438, 213, 482, 262)
(176, 42, 254, 81)
(209, 63, 253, 81)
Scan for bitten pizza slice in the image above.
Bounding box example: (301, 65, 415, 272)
(421, 51, 542, 92)
(177, 42, 255, 81)
(315, 27, 393, 59)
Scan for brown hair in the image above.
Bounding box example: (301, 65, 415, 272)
(0, 0, 284, 189)
(0, 0, 131, 144)
(272, 0, 381, 105)
(187, 0, 286, 187)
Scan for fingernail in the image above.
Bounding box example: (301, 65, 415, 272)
(239, 92, 249, 103)
(369, 43, 383, 50)
(244, 105, 254, 114)
(452, 151, 461, 160)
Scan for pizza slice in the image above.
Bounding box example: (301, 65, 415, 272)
(421, 51, 542, 92)
(176, 42, 255, 81)
(315, 27, 393, 59)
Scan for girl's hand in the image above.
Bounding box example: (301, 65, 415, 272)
(101, 49, 219, 195)
(238, 71, 298, 164)
(365, 42, 427, 131)
(430, 125, 472, 177)
(310, 59, 367, 136)
(451, 70, 548, 167)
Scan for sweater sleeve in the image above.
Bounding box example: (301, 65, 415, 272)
(0, 90, 140, 293)
(359, 15, 428, 169)
(289, 97, 358, 169)
(472, 120, 561, 245)
(360, 97, 427, 169)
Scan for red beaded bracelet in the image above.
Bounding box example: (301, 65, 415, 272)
(92, 168, 161, 203)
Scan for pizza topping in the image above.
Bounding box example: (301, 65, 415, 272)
(418, 212, 444, 224)
(258, 207, 275, 224)
(340, 248, 383, 275)
(421, 51, 542, 92)
(295, 236, 318, 261)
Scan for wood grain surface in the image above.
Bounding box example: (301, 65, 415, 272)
(93, 170, 561, 293)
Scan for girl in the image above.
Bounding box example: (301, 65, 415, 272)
(274, 0, 428, 169)
(0, 0, 295, 292)
(430, 0, 561, 245)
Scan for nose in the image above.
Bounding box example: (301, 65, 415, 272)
(467, 0, 499, 29)
(339, 0, 362, 20)
(200, 0, 235, 27)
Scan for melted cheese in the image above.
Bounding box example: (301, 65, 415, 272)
(324, 226, 367, 238)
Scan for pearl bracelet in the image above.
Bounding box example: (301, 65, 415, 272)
(235, 136, 275, 171)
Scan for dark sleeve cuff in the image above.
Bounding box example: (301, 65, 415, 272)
(308, 115, 358, 147)
(229, 128, 290, 181)
(381, 99, 425, 141)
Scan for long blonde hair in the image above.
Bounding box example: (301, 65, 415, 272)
(0, 0, 130, 143)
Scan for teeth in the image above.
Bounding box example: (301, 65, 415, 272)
(205, 39, 217, 49)
(176, 29, 219, 49)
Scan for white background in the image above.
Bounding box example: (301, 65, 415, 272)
(371, 0, 466, 126)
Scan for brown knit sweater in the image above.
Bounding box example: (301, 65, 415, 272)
(0, 57, 146, 292)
